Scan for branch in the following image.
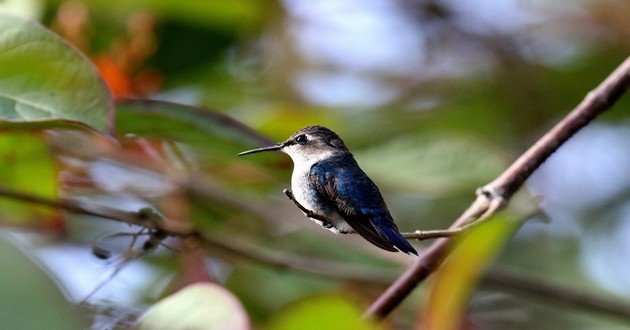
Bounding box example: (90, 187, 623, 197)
(208, 232, 630, 322)
(284, 188, 477, 241)
(200, 233, 397, 284)
(0, 184, 401, 285)
(402, 216, 491, 240)
(3, 184, 630, 322)
(0, 186, 194, 235)
(483, 268, 630, 321)
(203, 232, 630, 322)
(364, 55, 630, 320)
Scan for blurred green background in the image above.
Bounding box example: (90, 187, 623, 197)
(1, 0, 629, 329)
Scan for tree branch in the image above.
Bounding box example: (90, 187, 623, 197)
(2, 185, 630, 322)
(285, 187, 475, 242)
(200, 233, 397, 284)
(364, 55, 630, 320)
(482, 268, 630, 321)
(0, 186, 195, 235)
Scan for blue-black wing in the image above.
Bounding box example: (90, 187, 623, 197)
(309, 156, 417, 255)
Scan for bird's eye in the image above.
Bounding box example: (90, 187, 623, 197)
(295, 134, 307, 144)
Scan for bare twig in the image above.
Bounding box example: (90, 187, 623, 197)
(364, 55, 630, 320)
(402, 214, 491, 240)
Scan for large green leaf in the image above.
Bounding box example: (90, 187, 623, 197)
(0, 15, 113, 132)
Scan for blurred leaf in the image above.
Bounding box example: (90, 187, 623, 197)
(227, 264, 338, 322)
(59, 0, 271, 30)
(0, 0, 44, 19)
(151, 22, 235, 78)
(0, 133, 59, 229)
(116, 99, 282, 184)
(0, 15, 113, 132)
(0, 120, 100, 131)
(117, 99, 272, 147)
(252, 106, 344, 142)
(422, 215, 519, 330)
(356, 134, 509, 196)
(267, 294, 375, 330)
(0, 236, 90, 329)
(137, 282, 249, 330)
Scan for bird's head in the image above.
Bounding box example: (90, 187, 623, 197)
(238, 126, 350, 163)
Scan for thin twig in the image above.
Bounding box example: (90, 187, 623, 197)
(364, 55, 630, 320)
(402, 214, 490, 240)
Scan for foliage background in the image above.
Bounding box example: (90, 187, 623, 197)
(0, 0, 629, 329)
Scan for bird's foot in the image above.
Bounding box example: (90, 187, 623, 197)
(283, 189, 330, 223)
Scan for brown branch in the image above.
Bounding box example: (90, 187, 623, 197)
(203, 232, 630, 322)
(483, 268, 630, 321)
(364, 55, 630, 320)
(0, 184, 400, 285)
(0, 186, 194, 234)
(2, 55, 630, 320)
(208, 233, 630, 322)
(3, 184, 630, 322)
(200, 233, 397, 284)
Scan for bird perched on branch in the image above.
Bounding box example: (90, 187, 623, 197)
(238, 126, 417, 255)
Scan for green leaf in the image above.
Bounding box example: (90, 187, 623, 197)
(137, 283, 250, 330)
(0, 133, 59, 228)
(0, 236, 90, 329)
(115, 100, 283, 183)
(267, 295, 375, 330)
(116, 99, 273, 148)
(0, 15, 113, 132)
(422, 215, 519, 330)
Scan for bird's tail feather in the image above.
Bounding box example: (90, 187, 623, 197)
(374, 223, 418, 255)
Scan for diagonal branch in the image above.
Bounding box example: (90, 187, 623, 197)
(364, 55, 630, 320)
(2, 182, 630, 322)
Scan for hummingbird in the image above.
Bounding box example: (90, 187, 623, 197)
(238, 126, 417, 255)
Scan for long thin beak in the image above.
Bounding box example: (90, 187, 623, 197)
(237, 144, 283, 156)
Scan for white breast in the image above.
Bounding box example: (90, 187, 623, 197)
(287, 152, 355, 234)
